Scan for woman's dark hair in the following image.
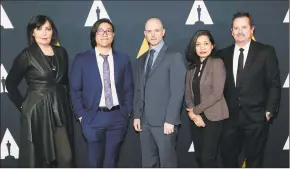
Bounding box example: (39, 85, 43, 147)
(27, 15, 58, 45)
(90, 18, 115, 48)
(186, 30, 216, 69)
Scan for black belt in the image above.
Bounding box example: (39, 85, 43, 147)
(98, 105, 120, 112)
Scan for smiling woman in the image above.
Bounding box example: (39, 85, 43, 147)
(5, 15, 75, 168)
(185, 30, 229, 168)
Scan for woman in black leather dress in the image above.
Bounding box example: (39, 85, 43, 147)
(6, 15, 74, 168)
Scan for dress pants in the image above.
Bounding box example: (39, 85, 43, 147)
(190, 113, 223, 168)
(140, 118, 179, 168)
(52, 126, 73, 167)
(220, 110, 269, 168)
(81, 109, 127, 168)
(19, 126, 73, 168)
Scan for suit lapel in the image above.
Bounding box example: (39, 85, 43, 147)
(237, 40, 258, 87)
(242, 41, 257, 75)
(228, 45, 235, 86)
(112, 50, 119, 86)
(138, 51, 148, 102)
(190, 68, 196, 86)
(89, 49, 102, 87)
(148, 45, 167, 77)
(139, 51, 148, 86)
(200, 58, 212, 84)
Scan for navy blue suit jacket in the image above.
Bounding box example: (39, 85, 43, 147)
(69, 49, 134, 125)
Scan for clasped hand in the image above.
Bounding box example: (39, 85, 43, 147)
(186, 108, 206, 127)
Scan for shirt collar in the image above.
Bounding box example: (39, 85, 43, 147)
(95, 47, 113, 57)
(149, 40, 164, 53)
(235, 40, 251, 52)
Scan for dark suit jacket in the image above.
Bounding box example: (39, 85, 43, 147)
(133, 44, 187, 126)
(185, 58, 229, 121)
(217, 40, 281, 122)
(69, 49, 134, 125)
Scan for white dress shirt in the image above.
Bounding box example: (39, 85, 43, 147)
(233, 41, 251, 86)
(95, 48, 119, 107)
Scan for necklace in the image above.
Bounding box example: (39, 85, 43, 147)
(45, 55, 57, 71)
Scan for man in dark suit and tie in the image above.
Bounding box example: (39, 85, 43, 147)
(218, 12, 281, 168)
(133, 18, 186, 167)
(69, 18, 133, 168)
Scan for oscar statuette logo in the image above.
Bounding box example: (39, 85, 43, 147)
(185, 0, 213, 25)
(1, 128, 19, 160)
(85, 0, 111, 27)
(0, 64, 8, 93)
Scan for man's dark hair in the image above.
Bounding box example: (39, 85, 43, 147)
(231, 12, 254, 28)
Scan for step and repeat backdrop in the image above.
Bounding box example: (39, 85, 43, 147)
(1, 0, 289, 168)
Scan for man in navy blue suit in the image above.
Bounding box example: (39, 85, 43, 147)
(69, 18, 133, 168)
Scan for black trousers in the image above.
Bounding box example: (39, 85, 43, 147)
(53, 126, 72, 167)
(220, 112, 269, 168)
(32, 126, 72, 167)
(190, 113, 223, 168)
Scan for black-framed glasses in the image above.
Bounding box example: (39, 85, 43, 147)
(97, 28, 114, 35)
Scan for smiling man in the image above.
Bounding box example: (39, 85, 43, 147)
(133, 18, 186, 167)
(218, 12, 281, 168)
(69, 18, 133, 168)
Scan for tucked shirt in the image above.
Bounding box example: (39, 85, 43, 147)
(95, 48, 119, 106)
(233, 41, 251, 86)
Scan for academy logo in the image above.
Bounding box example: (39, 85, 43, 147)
(1, 128, 19, 159)
(185, 0, 213, 25)
(136, 38, 149, 58)
(85, 0, 111, 27)
(1, 5, 14, 29)
(0, 64, 8, 93)
(283, 74, 289, 88)
(283, 9, 289, 23)
(188, 141, 195, 152)
(283, 136, 289, 150)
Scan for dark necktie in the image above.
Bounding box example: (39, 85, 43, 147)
(236, 48, 244, 86)
(100, 53, 113, 109)
(145, 49, 155, 82)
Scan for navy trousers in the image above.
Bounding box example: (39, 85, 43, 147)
(81, 109, 128, 168)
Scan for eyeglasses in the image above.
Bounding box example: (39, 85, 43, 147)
(97, 28, 114, 35)
(145, 29, 162, 34)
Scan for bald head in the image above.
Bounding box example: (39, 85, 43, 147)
(145, 18, 164, 29)
(144, 18, 165, 47)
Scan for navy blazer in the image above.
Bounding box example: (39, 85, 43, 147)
(69, 49, 134, 125)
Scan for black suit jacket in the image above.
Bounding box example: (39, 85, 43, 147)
(217, 40, 281, 123)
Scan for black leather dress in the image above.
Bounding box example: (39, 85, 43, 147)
(6, 43, 74, 167)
